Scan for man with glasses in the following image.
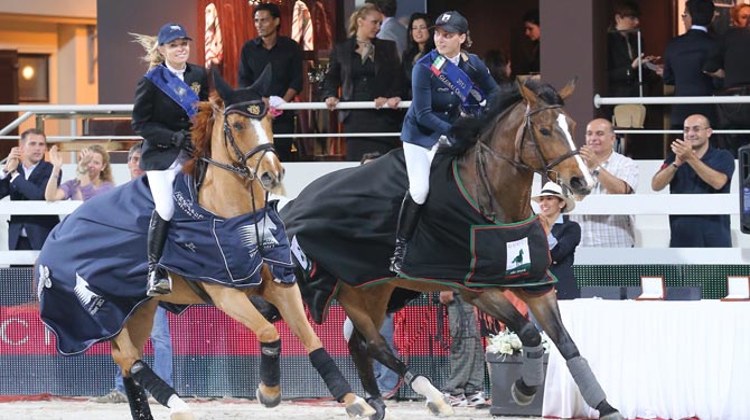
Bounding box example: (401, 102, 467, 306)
(652, 114, 735, 247)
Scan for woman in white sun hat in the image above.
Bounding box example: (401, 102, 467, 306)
(531, 181, 581, 300)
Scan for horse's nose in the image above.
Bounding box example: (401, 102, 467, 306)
(260, 171, 278, 189)
(569, 176, 591, 196)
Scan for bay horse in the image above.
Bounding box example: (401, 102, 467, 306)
(281, 79, 625, 419)
(37, 69, 374, 420)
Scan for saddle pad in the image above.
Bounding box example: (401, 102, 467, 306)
(38, 174, 294, 355)
(282, 149, 555, 308)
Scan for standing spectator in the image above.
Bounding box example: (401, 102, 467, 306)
(323, 3, 404, 162)
(391, 10, 499, 272)
(518, 9, 540, 75)
(238, 2, 303, 162)
(662, 0, 717, 129)
(730, 3, 750, 28)
(484, 49, 512, 85)
(439, 291, 487, 408)
(607, 1, 661, 98)
(651, 114, 734, 247)
(402, 13, 434, 99)
(569, 119, 638, 248)
(531, 182, 581, 300)
(44, 145, 115, 202)
(131, 23, 209, 296)
(93, 143, 173, 404)
(366, 0, 407, 55)
(704, 6, 750, 156)
(0, 128, 59, 252)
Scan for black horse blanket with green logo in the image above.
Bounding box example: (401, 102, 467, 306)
(281, 149, 555, 323)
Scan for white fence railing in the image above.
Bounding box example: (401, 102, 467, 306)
(3, 99, 750, 266)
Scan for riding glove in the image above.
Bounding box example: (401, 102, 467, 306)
(170, 129, 192, 150)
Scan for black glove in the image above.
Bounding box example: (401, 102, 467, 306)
(170, 129, 192, 150)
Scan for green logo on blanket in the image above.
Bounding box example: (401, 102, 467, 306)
(505, 237, 531, 276)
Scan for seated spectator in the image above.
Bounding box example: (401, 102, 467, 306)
(45, 145, 115, 202)
(651, 114, 734, 247)
(569, 118, 638, 247)
(0, 128, 59, 252)
(531, 182, 581, 300)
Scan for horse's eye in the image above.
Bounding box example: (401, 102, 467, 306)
(232, 122, 244, 131)
(539, 128, 552, 136)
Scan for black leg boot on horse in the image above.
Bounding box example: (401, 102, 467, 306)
(390, 193, 422, 273)
(147, 210, 171, 296)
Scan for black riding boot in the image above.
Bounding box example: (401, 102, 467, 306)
(146, 211, 171, 296)
(390, 193, 422, 274)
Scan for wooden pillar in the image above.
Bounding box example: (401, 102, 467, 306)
(540, 0, 608, 145)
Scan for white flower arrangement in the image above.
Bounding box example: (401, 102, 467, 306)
(486, 329, 550, 357)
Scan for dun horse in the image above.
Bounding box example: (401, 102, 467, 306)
(37, 69, 374, 420)
(282, 80, 625, 419)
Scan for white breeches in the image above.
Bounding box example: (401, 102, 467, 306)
(146, 160, 182, 221)
(403, 142, 439, 205)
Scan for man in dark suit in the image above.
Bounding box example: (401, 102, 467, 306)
(662, 0, 717, 128)
(0, 128, 60, 251)
(366, 0, 407, 54)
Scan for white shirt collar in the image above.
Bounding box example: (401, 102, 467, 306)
(691, 25, 708, 33)
(165, 62, 186, 81)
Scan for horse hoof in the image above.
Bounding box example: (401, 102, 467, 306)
(511, 380, 536, 406)
(256, 387, 281, 408)
(425, 399, 454, 417)
(365, 396, 386, 420)
(346, 395, 377, 418)
(600, 411, 625, 420)
(169, 408, 195, 420)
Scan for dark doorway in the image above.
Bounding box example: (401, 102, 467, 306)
(0, 50, 19, 158)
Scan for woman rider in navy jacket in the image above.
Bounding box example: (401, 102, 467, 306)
(131, 23, 209, 295)
(391, 11, 499, 272)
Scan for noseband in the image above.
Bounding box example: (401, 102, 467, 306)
(474, 102, 580, 219)
(200, 100, 277, 183)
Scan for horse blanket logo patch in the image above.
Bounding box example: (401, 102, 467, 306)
(505, 237, 531, 276)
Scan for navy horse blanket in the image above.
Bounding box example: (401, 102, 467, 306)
(38, 173, 294, 355)
(282, 149, 554, 323)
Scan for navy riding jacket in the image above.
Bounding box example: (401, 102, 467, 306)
(401, 49, 499, 148)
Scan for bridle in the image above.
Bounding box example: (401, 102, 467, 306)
(199, 99, 277, 185)
(197, 99, 280, 254)
(474, 102, 580, 219)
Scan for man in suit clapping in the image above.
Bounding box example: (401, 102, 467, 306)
(0, 128, 60, 253)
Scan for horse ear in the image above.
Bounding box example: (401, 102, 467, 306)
(211, 68, 234, 102)
(558, 77, 577, 100)
(250, 64, 273, 97)
(517, 80, 542, 107)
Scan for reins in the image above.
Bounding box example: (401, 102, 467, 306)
(473, 102, 580, 219)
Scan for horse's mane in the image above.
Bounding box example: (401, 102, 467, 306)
(183, 94, 222, 176)
(443, 79, 565, 156)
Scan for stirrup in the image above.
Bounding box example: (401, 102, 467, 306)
(146, 267, 171, 296)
